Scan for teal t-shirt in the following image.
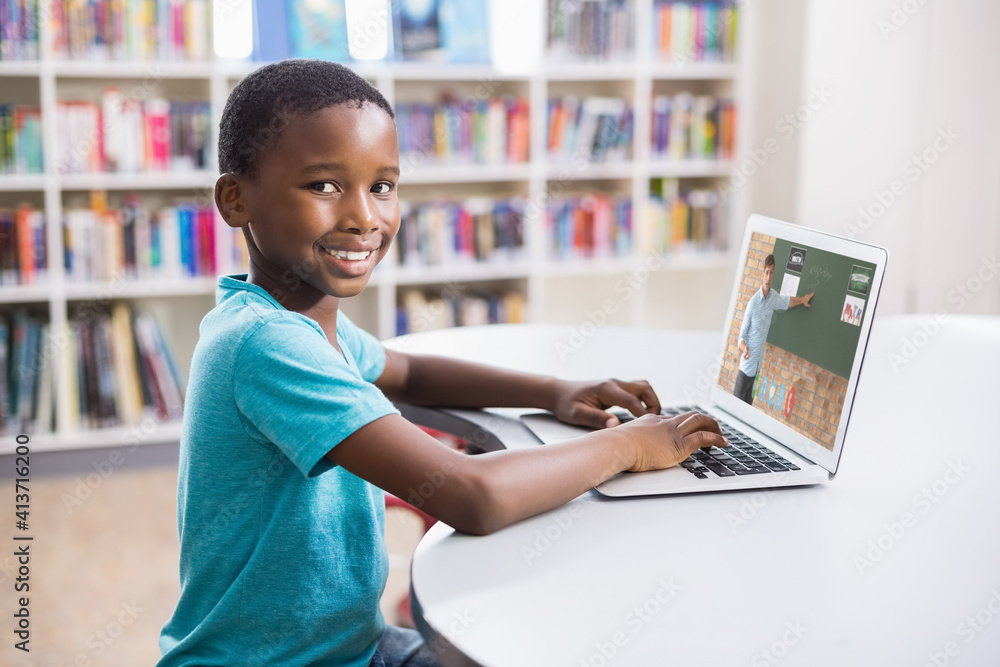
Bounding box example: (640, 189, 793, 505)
(158, 275, 399, 667)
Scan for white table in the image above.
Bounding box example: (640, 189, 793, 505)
(392, 316, 1000, 667)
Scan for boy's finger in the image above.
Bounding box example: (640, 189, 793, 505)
(619, 380, 661, 414)
(676, 412, 723, 436)
(600, 383, 649, 418)
(683, 431, 728, 452)
(568, 404, 619, 429)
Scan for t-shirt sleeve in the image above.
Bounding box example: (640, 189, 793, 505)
(336, 312, 387, 383)
(233, 317, 399, 479)
(777, 293, 791, 311)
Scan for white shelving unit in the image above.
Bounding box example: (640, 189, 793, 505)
(0, 0, 748, 453)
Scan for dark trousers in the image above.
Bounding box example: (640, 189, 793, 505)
(733, 370, 755, 405)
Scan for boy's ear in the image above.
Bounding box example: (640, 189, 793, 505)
(215, 173, 251, 229)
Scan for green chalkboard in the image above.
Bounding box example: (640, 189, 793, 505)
(762, 239, 877, 379)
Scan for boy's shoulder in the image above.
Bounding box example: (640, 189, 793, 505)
(203, 274, 323, 348)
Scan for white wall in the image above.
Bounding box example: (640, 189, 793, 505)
(794, 0, 1000, 316)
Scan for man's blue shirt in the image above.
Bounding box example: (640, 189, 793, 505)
(738, 286, 790, 376)
(158, 275, 399, 667)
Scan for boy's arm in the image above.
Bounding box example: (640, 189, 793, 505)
(376, 350, 661, 428)
(327, 409, 725, 535)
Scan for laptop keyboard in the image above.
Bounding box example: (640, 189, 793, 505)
(613, 406, 800, 479)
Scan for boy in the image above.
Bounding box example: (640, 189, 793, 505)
(158, 59, 726, 667)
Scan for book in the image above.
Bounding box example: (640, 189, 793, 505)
(287, 0, 350, 61)
(396, 197, 526, 267)
(548, 96, 633, 164)
(439, 0, 489, 63)
(547, 0, 634, 62)
(396, 288, 525, 335)
(393, 0, 442, 60)
(547, 193, 632, 260)
(49, 0, 211, 60)
(651, 92, 735, 160)
(654, 1, 738, 64)
(252, 0, 292, 61)
(648, 177, 727, 253)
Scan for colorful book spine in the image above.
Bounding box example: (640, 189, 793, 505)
(0, 0, 39, 60)
(548, 96, 633, 163)
(62, 198, 220, 281)
(396, 96, 530, 165)
(1, 310, 51, 435)
(651, 92, 735, 160)
(396, 288, 526, 335)
(56, 95, 210, 174)
(654, 0, 738, 63)
(0, 205, 47, 285)
(0, 105, 43, 174)
(49, 0, 209, 61)
(648, 177, 727, 252)
(63, 304, 184, 430)
(396, 197, 526, 267)
(547, 193, 632, 260)
(547, 0, 634, 62)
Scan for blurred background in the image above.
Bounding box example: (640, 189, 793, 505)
(0, 0, 997, 664)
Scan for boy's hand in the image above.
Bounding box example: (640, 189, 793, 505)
(619, 411, 727, 472)
(551, 379, 661, 429)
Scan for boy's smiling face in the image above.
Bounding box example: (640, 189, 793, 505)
(228, 103, 400, 308)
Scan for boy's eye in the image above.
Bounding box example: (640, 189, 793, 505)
(371, 182, 395, 195)
(312, 182, 337, 193)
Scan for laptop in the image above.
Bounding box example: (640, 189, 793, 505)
(521, 214, 888, 497)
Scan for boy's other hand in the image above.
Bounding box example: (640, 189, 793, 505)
(551, 378, 661, 429)
(620, 411, 727, 472)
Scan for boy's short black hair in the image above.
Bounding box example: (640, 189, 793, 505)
(218, 59, 395, 178)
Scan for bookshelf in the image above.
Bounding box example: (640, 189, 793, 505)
(0, 0, 748, 453)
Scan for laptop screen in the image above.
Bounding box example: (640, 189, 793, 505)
(712, 216, 887, 474)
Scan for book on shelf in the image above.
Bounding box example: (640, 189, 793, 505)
(396, 95, 529, 165)
(0, 204, 47, 285)
(393, 0, 443, 59)
(0, 105, 43, 174)
(548, 96, 633, 164)
(396, 288, 525, 335)
(67, 302, 184, 432)
(548, 193, 632, 260)
(286, 0, 351, 61)
(0, 309, 52, 435)
(438, 0, 490, 64)
(63, 194, 222, 282)
(653, 0, 738, 64)
(57, 94, 210, 175)
(0, 0, 39, 60)
(547, 0, 634, 62)
(647, 177, 726, 252)
(651, 92, 735, 161)
(396, 197, 525, 267)
(49, 0, 209, 60)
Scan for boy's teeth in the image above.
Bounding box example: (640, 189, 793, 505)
(325, 248, 371, 260)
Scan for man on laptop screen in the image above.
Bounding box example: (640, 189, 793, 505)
(733, 252, 815, 405)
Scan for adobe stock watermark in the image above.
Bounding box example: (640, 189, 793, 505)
(845, 126, 958, 239)
(59, 600, 144, 667)
(578, 577, 681, 667)
(520, 503, 584, 565)
(878, 0, 931, 41)
(750, 620, 809, 667)
(853, 459, 969, 575)
(887, 254, 998, 372)
(724, 470, 793, 534)
(919, 587, 1000, 667)
(555, 250, 669, 361)
(717, 85, 833, 203)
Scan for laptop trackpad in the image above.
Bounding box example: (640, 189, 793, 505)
(520, 412, 592, 443)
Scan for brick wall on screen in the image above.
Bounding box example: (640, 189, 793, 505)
(718, 232, 775, 392)
(754, 344, 847, 452)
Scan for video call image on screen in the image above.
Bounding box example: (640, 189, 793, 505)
(717, 232, 876, 451)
